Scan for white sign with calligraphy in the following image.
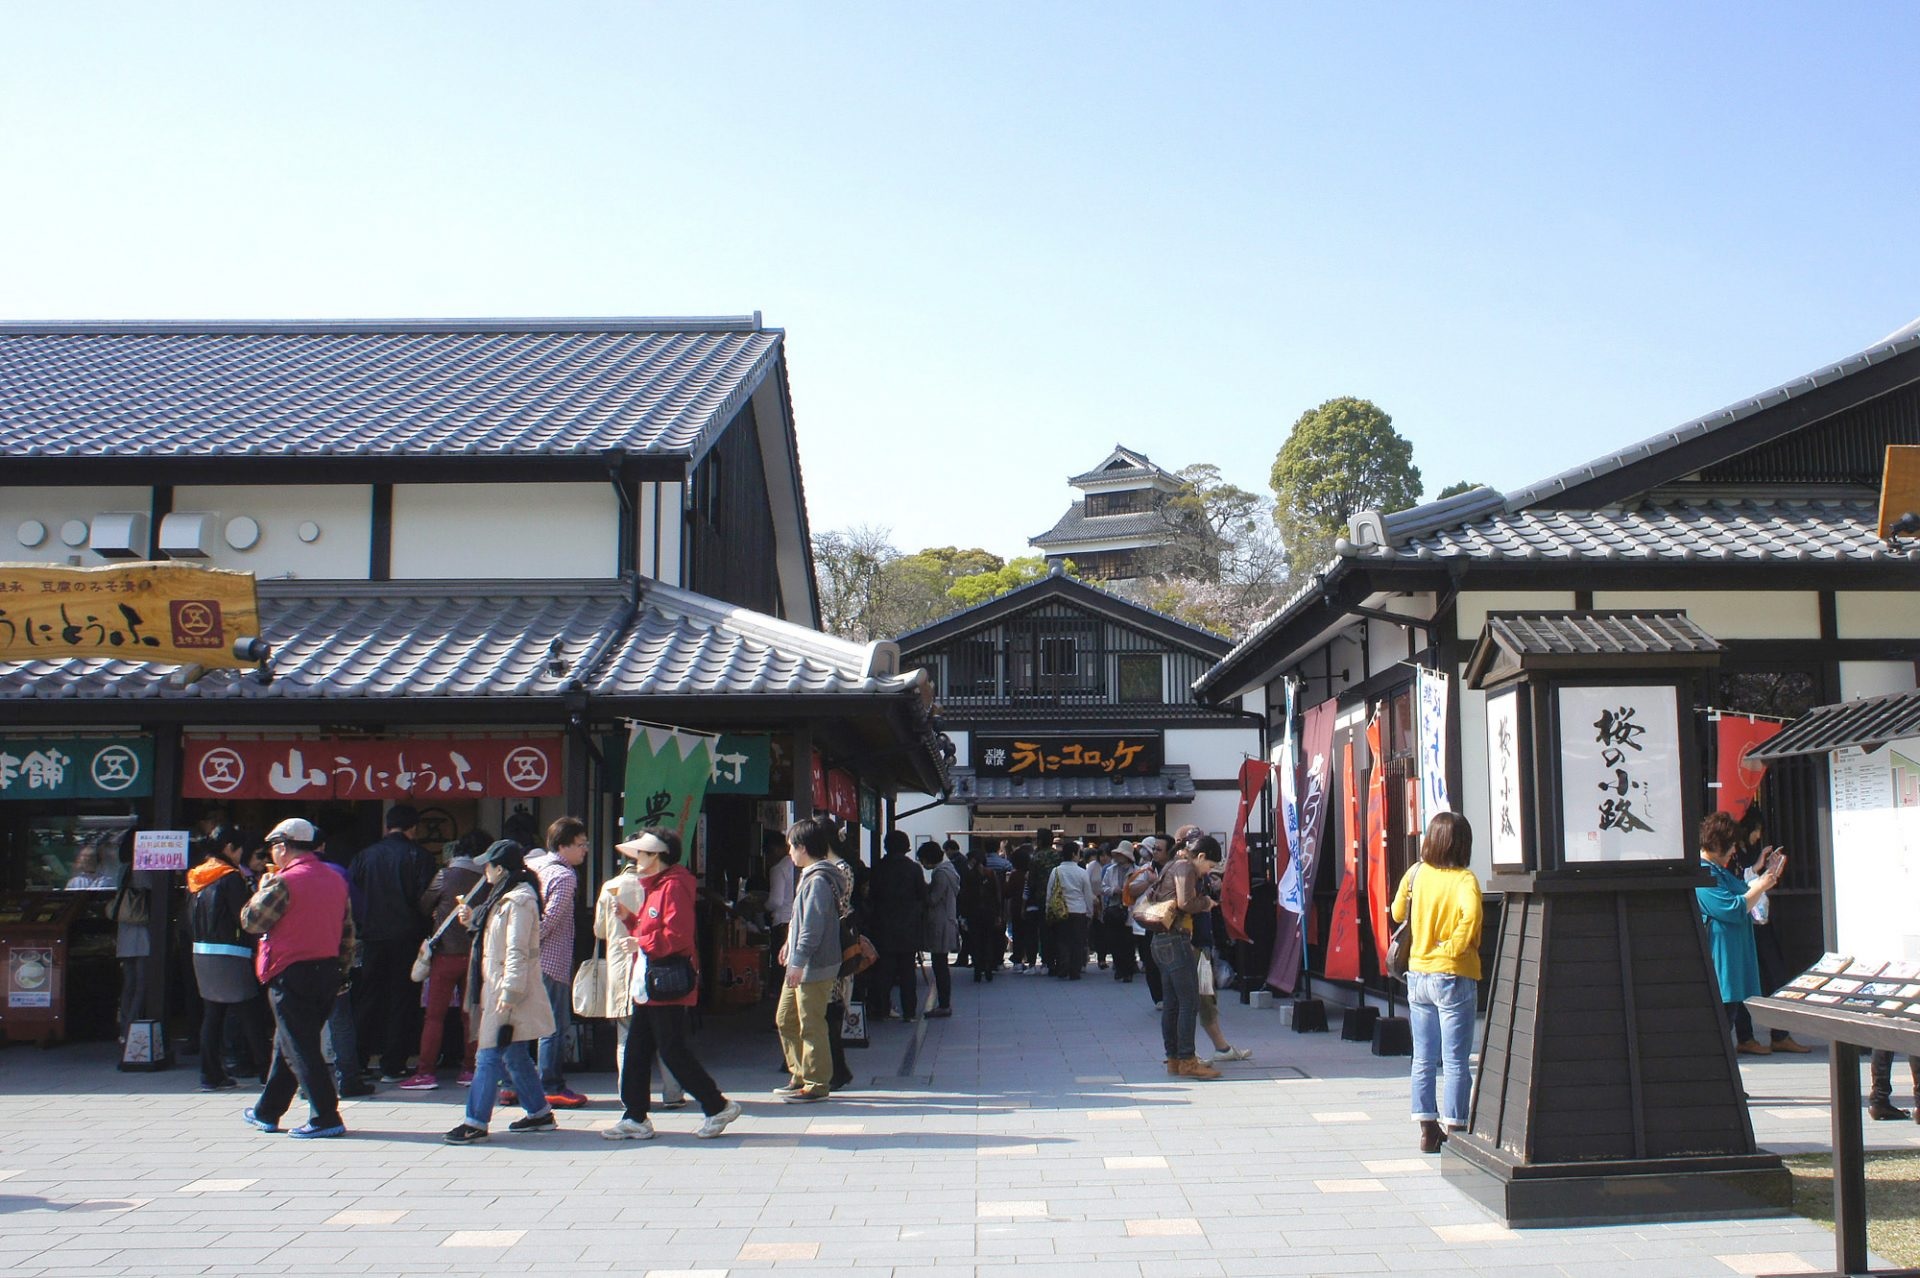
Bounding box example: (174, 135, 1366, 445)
(1558, 684, 1683, 863)
(1485, 689, 1526, 868)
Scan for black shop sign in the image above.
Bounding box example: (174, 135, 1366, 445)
(974, 734, 1162, 779)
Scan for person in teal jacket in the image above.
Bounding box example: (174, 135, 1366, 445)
(1696, 810, 1785, 1053)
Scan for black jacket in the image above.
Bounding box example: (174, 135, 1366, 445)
(867, 851, 929, 954)
(348, 832, 436, 942)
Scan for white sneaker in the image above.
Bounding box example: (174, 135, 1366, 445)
(695, 1100, 743, 1140)
(601, 1117, 655, 1141)
(1213, 1046, 1253, 1062)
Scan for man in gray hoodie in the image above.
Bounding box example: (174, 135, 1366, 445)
(774, 817, 841, 1103)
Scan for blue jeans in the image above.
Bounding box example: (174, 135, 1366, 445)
(1407, 970, 1477, 1127)
(467, 1040, 551, 1129)
(1151, 931, 1200, 1060)
(536, 974, 572, 1091)
(324, 986, 361, 1085)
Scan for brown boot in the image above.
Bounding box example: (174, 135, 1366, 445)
(1178, 1057, 1222, 1080)
(1420, 1120, 1445, 1154)
(1165, 1058, 1180, 1076)
(1737, 1039, 1773, 1056)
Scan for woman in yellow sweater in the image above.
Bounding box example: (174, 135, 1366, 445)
(1389, 812, 1483, 1154)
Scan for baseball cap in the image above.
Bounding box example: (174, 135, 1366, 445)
(265, 817, 318, 845)
(473, 838, 527, 869)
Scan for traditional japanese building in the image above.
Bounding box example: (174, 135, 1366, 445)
(1028, 444, 1187, 582)
(890, 567, 1262, 849)
(1195, 318, 1920, 995)
(0, 315, 947, 1045)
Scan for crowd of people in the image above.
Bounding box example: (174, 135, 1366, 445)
(177, 805, 1272, 1144)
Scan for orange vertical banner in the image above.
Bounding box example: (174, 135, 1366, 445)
(1366, 713, 1392, 973)
(1222, 758, 1269, 944)
(1324, 737, 1362, 982)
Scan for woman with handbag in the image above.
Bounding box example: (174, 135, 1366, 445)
(1389, 812, 1484, 1154)
(591, 842, 687, 1109)
(400, 830, 485, 1091)
(107, 857, 151, 1045)
(442, 840, 559, 1145)
(603, 828, 742, 1141)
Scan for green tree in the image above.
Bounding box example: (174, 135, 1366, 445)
(1269, 397, 1423, 566)
(877, 546, 1005, 635)
(1138, 463, 1265, 582)
(1436, 480, 1486, 500)
(812, 525, 899, 641)
(947, 555, 1065, 608)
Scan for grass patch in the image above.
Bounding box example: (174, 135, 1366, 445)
(1784, 1150, 1920, 1268)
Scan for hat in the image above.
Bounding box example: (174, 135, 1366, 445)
(473, 838, 527, 869)
(385, 803, 421, 831)
(265, 817, 317, 845)
(614, 830, 671, 859)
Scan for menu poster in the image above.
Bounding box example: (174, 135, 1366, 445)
(132, 830, 189, 871)
(1772, 955, 1920, 1020)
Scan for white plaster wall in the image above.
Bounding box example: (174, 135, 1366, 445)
(1455, 591, 1575, 641)
(1456, 680, 1492, 879)
(895, 796, 970, 847)
(1, 486, 154, 564)
(1166, 726, 1261, 783)
(1836, 592, 1920, 640)
(947, 730, 972, 766)
(390, 482, 617, 579)
(1590, 590, 1820, 640)
(1840, 662, 1919, 701)
(173, 485, 373, 579)
(1170, 790, 1241, 843)
(634, 481, 686, 585)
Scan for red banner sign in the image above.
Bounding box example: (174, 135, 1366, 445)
(1715, 715, 1782, 817)
(827, 768, 859, 823)
(183, 737, 563, 801)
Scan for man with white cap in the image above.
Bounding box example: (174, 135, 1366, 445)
(238, 817, 358, 1139)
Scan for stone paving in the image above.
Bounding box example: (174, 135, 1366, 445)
(1, 963, 1912, 1277)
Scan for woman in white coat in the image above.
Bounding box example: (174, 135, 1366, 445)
(443, 840, 558, 1144)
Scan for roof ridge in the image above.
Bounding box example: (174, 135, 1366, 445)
(0, 315, 771, 336)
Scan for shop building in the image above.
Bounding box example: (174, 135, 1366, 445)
(1194, 320, 1920, 994)
(890, 567, 1262, 849)
(0, 316, 947, 1044)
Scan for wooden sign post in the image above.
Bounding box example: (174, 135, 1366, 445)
(1448, 611, 1789, 1226)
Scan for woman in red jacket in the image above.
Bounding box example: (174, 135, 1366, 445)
(601, 828, 742, 1141)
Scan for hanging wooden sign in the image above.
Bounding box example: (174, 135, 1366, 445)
(0, 562, 263, 669)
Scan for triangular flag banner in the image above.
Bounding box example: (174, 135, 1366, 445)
(1324, 738, 1363, 982)
(1366, 713, 1392, 973)
(623, 725, 713, 843)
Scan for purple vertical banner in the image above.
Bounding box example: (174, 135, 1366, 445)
(1266, 697, 1339, 993)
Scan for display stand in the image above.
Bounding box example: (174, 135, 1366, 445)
(1749, 954, 1920, 1278)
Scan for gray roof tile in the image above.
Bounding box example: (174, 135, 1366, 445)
(0, 318, 781, 460)
(1030, 500, 1171, 549)
(0, 577, 926, 704)
(951, 764, 1194, 802)
(1749, 686, 1920, 760)
(1483, 611, 1722, 658)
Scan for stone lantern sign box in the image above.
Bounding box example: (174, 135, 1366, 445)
(1452, 612, 1788, 1227)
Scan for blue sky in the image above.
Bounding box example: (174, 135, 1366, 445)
(4, 3, 1917, 562)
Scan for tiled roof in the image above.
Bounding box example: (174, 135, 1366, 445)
(1360, 499, 1910, 565)
(0, 318, 781, 460)
(1482, 611, 1722, 658)
(1029, 501, 1172, 549)
(590, 579, 924, 698)
(1748, 687, 1920, 761)
(0, 577, 926, 704)
(1506, 320, 1920, 509)
(1068, 445, 1177, 487)
(950, 765, 1194, 802)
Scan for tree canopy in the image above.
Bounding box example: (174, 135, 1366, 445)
(946, 555, 1063, 609)
(1435, 479, 1486, 500)
(1269, 396, 1423, 566)
(811, 530, 1008, 641)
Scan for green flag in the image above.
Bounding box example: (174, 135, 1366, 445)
(623, 726, 713, 842)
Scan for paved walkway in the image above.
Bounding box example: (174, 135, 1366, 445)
(0, 963, 1908, 1277)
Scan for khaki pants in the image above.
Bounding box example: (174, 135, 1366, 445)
(775, 977, 836, 1090)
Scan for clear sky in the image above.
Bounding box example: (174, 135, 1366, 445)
(5, 4, 1918, 563)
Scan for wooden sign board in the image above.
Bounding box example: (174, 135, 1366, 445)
(0, 562, 262, 669)
(1881, 444, 1920, 539)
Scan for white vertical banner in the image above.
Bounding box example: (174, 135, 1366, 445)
(1486, 689, 1526, 869)
(1415, 666, 1451, 828)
